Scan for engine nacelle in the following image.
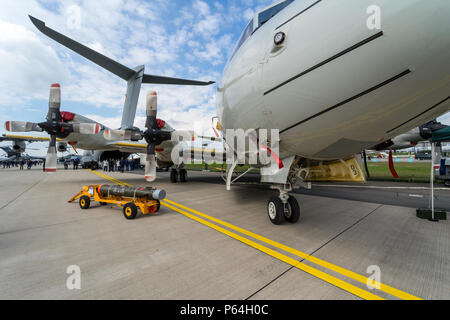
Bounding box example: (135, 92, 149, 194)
(12, 141, 26, 153)
(57, 142, 68, 153)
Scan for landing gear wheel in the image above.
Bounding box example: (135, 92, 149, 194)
(267, 197, 285, 225)
(79, 196, 91, 210)
(179, 169, 187, 183)
(284, 196, 300, 224)
(170, 169, 178, 183)
(123, 203, 138, 220)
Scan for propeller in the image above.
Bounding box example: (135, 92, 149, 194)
(4, 84, 101, 173)
(104, 91, 195, 182)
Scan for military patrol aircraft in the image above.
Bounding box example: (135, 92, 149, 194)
(5, 0, 450, 225)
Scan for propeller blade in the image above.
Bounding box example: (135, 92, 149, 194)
(145, 155, 157, 182)
(4, 121, 42, 132)
(45, 135, 57, 173)
(72, 123, 102, 135)
(146, 91, 158, 129)
(47, 84, 62, 122)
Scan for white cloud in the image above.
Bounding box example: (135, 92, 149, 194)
(0, 20, 70, 106)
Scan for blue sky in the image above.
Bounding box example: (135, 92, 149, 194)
(0, 0, 274, 156)
(0, 0, 449, 157)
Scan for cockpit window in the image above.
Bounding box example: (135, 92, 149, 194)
(258, 0, 294, 27)
(230, 19, 254, 61)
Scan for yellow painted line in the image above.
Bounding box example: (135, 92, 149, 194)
(4, 134, 63, 142)
(113, 143, 148, 148)
(162, 201, 383, 300)
(164, 198, 421, 301)
(87, 170, 419, 300)
(89, 170, 132, 186)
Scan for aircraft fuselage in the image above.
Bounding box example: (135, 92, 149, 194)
(217, 0, 450, 161)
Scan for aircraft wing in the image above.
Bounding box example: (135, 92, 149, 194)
(28, 156, 46, 161)
(107, 142, 148, 154)
(107, 141, 226, 161)
(197, 135, 223, 143)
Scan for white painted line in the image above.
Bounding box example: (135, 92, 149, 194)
(409, 194, 424, 198)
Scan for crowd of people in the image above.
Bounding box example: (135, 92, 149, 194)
(63, 158, 80, 170)
(102, 158, 140, 173)
(1, 159, 44, 170)
(2, 157, 142, 172)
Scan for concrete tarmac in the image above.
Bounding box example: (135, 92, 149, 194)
(0, 167, 448, 300)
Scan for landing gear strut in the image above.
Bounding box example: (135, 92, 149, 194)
(170, 168, 178, 183)
(170, 168, 187, 183)
(267, 185, 300, 225)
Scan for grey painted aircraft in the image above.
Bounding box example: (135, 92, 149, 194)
(4, 0, 450, 225)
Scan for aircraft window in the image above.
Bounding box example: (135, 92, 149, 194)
(230, 19, 254, 61)
(258, 0, 294, 27)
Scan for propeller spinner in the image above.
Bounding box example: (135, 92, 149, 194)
(4, 84, 101, 173)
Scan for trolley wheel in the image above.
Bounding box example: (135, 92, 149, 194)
(179, 169, 187, 183)
(79, 196, 91, 210)
(123, 203, 138, 220)
(267, 197, 285, 225)
(170, 169, 178, 183)
(284, 196, 301, 224)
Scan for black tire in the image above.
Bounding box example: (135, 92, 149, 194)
(79, 196, 91, 210)
(123, 203, 138, 220)
(179, 169, 187, 183)
(285, 196, 301, 224)
(156, 200, 161, 212)
(267, 197, 285, 225)
(170, 169, 178, 183)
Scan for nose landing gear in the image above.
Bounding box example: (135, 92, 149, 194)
(267, 185, 301, 225)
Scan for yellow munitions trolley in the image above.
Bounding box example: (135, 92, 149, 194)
(68, 185, 166, 220)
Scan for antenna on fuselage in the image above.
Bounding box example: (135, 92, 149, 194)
(29, 16, 215, 130)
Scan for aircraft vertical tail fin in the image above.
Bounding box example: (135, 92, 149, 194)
(122, 66, 145, 130)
